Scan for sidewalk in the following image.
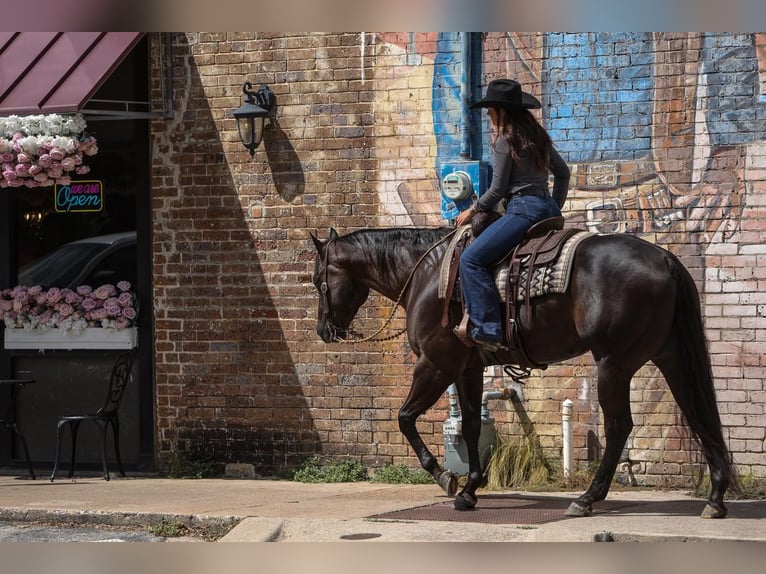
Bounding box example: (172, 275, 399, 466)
(0, 474, 763, 542)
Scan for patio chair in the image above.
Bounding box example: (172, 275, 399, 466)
(50, 348, 137, 481)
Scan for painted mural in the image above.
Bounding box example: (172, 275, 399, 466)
(371, 32, 766, 478)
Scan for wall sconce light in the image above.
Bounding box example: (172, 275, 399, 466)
(233, 81, 276, 156)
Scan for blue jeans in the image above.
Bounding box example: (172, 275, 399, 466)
(459, 194, 561, 343)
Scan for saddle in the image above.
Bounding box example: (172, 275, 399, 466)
(440, 216, 588, 369)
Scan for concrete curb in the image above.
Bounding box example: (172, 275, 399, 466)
(218, 517, 284, 542)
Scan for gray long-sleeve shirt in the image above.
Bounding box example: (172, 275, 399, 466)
(475, 138, 570, 212)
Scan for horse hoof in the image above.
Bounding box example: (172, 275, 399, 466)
(453, 493, 477, 511)
(701, 503, 727, 519)
(565, 501, 592, 518)
(437, 471, 458, 497)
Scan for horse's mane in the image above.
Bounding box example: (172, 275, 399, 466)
(336, 227, 453, 280)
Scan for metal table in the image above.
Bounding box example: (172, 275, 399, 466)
(0, 379, 36, 479)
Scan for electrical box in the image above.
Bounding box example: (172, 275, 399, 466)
(443, 416, 497, 475)
(440, 160, 489, 221)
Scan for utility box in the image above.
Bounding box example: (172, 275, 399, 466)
(443, 415, 497, 475)
(440, 160, 489, 221)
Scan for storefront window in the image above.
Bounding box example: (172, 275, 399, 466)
(13, 103, 142, 291)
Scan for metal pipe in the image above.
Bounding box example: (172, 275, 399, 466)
(481, 387, 513, 420)
(459, 32, 472, 159)
(447, 383, 460, 418)
(562, 399, 574, 478)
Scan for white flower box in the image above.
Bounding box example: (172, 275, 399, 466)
(3, 327, 137, 350)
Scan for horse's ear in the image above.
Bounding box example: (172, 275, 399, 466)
(329, 228, 339, 240)
(310, 232, 324, 253)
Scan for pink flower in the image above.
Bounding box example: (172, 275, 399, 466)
(76, 285, 93, 296)
(93, 284, 116, 300)
(55, 176, 71, 185)
(1, 152, 14, 162)
(88, 308, 109, 321)
(117, 281, 131, 292)
(117, 292, 133, 307)
(49, 148, 65, 161)
(81, 297, 97, 311)
(37, 154, 52, 168)
(56, 302, 74, 317)
(15, 164, 29, 176)
(46, 288, 63, 304)
(16, 152, 30, 163)
(62, 289, 80, 305)
(61, 157, 76, 171)
(122, 307, 137, 320)
(28, 164, 42, 176)
(75, 165, 90, 175)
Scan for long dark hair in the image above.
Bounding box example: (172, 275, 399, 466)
(494, 107, 552, 171)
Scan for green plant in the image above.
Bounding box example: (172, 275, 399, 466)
(693, 472, 766, 500)
(485, 434, 552, 490)
(371, 463, 434, 484)
(148, 520, 189, 538)
(167, 453, 217, 479)
(291, 457, 368, 483)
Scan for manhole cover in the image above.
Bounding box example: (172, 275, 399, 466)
(340, 532, 382, 540)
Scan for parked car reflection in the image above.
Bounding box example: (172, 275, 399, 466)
(17, 231, 136, 289)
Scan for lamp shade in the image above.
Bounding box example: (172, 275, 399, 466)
(233, 82, 275, 156)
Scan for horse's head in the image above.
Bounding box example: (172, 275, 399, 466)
(310, 228, 370, 343)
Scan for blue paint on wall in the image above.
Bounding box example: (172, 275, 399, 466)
(433, 33, 487, 219)
(701, 33, 766, 147)
(433, 33, 463, 164)
(542, 32, 654, 163)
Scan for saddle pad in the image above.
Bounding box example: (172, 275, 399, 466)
(496, 230, 593, 302)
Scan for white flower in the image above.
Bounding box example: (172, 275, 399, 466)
(0, 113, 88, 138)
(17, 136, 42, 155)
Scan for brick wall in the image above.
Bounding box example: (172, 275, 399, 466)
(150, 32, 765, 484)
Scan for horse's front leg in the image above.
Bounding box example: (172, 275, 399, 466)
(452, 361, 485, 510)
(398, 357, 460, 497)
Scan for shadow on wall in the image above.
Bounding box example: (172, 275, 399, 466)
(153, 34, 317, 474)
(264, 118, 305, 203)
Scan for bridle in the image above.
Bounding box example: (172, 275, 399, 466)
(318, 230, 457, 343)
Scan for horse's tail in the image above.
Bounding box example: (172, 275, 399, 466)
(665, 253, 741, 494)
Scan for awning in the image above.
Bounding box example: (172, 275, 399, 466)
(0, 32, 144, 117)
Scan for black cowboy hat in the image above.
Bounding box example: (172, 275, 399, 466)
(469, 78, 541, 110)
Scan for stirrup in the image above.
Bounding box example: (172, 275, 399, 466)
(453, 313, 475, 347)
(453, 314, 506, 352)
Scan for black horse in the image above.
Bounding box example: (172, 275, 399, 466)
(310, 225, 739, 518)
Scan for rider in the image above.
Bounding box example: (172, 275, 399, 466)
(455, 78, 570, 351)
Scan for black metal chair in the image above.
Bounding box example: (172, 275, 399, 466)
(50, 348, 137, 481)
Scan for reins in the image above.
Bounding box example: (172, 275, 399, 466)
(322, 229, 458, 343)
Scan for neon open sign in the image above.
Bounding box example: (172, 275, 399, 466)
(54, 180, 104, 213)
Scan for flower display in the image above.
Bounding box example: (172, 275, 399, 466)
(0, 113, 98, 189)
(0, 281, 137, 332)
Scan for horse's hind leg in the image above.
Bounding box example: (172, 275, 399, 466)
(398, 357, 459, 497)
(567, 360, 635, 517)
(653, 352, 731, 518)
